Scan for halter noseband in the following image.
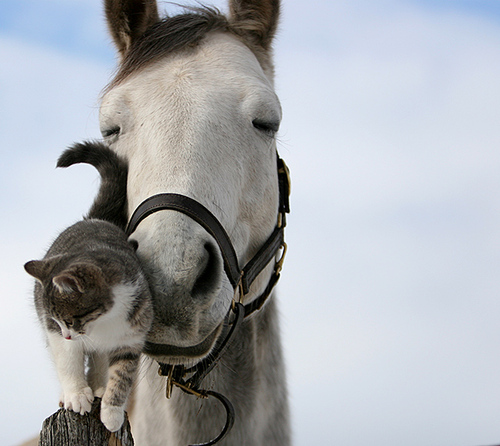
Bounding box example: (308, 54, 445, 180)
(125, 155, 290, 446)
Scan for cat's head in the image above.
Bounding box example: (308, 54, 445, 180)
(24, 258, 113, 339)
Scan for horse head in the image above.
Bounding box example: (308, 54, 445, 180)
(101, 0, 282, 366)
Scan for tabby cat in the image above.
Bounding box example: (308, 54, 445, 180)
(24, 141, 153, 432)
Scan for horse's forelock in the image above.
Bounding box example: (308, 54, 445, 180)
(106, 5, 276, 92)
(107, 7, 228, 90)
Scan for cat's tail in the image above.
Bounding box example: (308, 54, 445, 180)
(57, 140, 129, 230)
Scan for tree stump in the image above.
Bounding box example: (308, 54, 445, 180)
(39, 398, 134, 446)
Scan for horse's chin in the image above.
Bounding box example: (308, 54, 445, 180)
(143, 322, 224, 365)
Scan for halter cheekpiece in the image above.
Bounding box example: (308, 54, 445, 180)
(125, 155, 290, 446)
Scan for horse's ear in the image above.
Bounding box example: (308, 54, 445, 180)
(104, 0, 160, 57)
(229, 0, 280, 50)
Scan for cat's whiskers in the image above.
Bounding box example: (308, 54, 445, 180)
(80, 333, 96, 351)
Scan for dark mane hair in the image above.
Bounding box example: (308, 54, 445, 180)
(109, 6, 230, 88)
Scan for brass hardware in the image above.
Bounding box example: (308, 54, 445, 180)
(277, 158, 290, 229)
(232, 273, 244, 310)
(275, 242, 287, 275)
(165, 365, 174, 399)
(278, 159, 291, 196)
(171, 381, 209, 399)
(160, 364, 208, 400)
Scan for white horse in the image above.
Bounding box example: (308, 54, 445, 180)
(98, 0, 290, 444)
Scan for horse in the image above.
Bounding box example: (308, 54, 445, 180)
(98, 0, 290, 444)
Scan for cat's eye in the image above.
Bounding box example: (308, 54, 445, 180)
(76, 308, 103, 324)
(84, 313, 100, 323)
(74, 309, 99, 320)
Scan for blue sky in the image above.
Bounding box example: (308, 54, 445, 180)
(3, 1, 500, 445)
(2, 0, 500, 58)
(0, 0, 113, 61)
(418, 0, 500, 18)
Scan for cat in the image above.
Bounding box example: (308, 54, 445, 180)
(24, 141, 153, 432)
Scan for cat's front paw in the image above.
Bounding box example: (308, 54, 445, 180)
(100, 403, 125, 432)
(62, 387, 94, 415)
(93, 386, 105, 398)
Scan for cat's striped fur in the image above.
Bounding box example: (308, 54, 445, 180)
(24, 141, 153, 432)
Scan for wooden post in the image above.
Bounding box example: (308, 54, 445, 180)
(39, 399, 134, 446)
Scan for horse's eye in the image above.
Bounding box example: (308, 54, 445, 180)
(101, 126, 121, 139)
(252, 119, 280, 136)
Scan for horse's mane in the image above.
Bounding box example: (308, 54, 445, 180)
(108, 6, 229, 89)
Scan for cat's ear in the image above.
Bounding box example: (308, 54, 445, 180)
(52, 273, 85, 294)
(24, 260, 49, 283)
(53, 263, 105, 294)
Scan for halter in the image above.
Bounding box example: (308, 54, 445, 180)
(125, 155, 290, 445)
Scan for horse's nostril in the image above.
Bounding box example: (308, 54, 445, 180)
(192, 242, 221, 300)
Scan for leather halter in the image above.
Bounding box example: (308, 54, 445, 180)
(125, 156, 290, 305)
(125, 155, 290, 445)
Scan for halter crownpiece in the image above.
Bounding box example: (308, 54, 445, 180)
(125, 154, 290, 445)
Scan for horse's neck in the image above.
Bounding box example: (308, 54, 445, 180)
(179, 298, 290, 445)
(133, 298, 290, 446)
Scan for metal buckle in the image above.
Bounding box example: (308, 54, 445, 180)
(171, 381, 208, 400)
(278, 159, 291, 197)
(277, 212, 284, 229)
(165, 364, 174, 399)
(160, 364, 209, 400)
(275, 242, 287, 275)
(232, 273, 244, 311)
